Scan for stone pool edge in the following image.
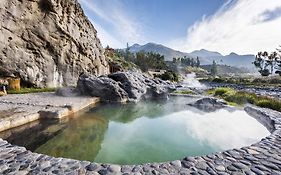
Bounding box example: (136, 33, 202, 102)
(0, 93, 100, 132)
(0, 105, 281, 174)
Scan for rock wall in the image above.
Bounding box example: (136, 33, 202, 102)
(0, 0, 109, 87)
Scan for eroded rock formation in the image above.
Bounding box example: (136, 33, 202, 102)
(0, 0, 109, 87)
(77, 71, 171, 102)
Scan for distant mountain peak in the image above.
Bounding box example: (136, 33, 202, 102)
(190, 49, 223, 58)
(146, 42, 158, 45)
(145, 42, 164, 48)
(229, 52, 238, 56)
(128, 42, 195, 62)
(131, 43, 141, 48)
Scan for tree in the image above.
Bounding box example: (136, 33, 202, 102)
(191, 58, 195, 67)
(254, 46, 281, 76)
(135, 51, 167, 72)
(196, 57, 200, 67)
(125, 43, 130, 60)
(135, 51, 148, 71)
(210, 60, 218, 76)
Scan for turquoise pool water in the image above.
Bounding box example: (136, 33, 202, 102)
(1, 97, 270, 165)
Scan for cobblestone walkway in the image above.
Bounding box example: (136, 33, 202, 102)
(0, 106, 281, 175)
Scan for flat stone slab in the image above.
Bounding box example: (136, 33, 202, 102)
(0, 103, 41, 132)
(0, 93, 99, 132)
(0, 105, 281, 174)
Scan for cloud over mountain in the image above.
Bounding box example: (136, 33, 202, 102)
(175, 0, 281, 55)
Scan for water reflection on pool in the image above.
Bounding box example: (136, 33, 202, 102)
(0, 97, 270, 165)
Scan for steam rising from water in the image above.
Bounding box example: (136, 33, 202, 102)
(181, 73, 206, 89)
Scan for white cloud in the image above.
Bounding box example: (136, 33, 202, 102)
(171, 0, 281, 55)
(79, 0, 144, 48)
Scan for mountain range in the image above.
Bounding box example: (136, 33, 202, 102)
(128, 43, 255, 68)
(129, 43, 195, 61)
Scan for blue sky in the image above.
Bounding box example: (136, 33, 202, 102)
(79, 0, 281, 55)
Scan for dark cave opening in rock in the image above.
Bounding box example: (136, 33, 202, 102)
(39, 0, 54, 13)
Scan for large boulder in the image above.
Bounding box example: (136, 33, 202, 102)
(76, 72, 169, 102)
(145, 85, 169, 100)
(108, 72, 148, 100)
(77, 74, 129, 102)
(0, 0, 109, 88)
(189, 97, 227, 112)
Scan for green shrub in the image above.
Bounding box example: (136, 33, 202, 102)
(173, 90, 195, 95)
(208, 87, 281, 112)
(256, 99, 281, 112)
(224, 91, 257, 105)
(208, 88, 235, 97)
(215, 88, 234, 96)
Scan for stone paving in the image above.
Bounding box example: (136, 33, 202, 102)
(0, 93, 99, 132)
(0, 105, 281, 174)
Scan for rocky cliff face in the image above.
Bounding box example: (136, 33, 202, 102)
(0, 0, 109, 87)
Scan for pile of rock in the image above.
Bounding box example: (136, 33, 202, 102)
(76, 71, 172, 102)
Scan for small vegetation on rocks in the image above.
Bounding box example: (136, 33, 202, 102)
(208, 87, 281, 112)
(173, 90, 195, 95)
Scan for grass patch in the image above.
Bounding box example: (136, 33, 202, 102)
(7, 88, 57, 94)
(207, 87, 235, 96)
(255, 98, 281, 112)
(226, 101, 239, 106)
(224, 91, 257, 105)
(209, 88, 281, 112)
(173, 90, 195, 95)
